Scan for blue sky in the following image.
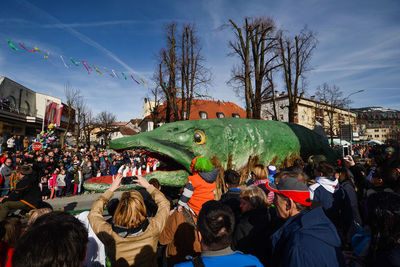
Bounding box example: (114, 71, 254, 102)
(0, 0, 399, 121)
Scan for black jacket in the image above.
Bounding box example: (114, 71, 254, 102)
(232, 207, 282, 266)
(6, 173, 42, 208)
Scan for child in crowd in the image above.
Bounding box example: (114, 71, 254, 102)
(177, 156, 218, 216)
(56, 169, 66, 197)
(77, 166, 83, 195)
(48, 170, 58, 199)
(40, 176, 50, 200)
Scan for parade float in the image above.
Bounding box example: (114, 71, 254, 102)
(84, 118, 339, 194)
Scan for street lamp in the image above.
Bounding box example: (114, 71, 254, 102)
(346, 89, 364, 155)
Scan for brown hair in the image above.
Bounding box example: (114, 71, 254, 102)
(113, 191, 147, 228)
(251, 164, 269, 181)
(1, 217, 22, 247)
(240, 185, 269, 208)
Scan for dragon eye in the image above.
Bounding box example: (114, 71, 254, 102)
(194, 130, 206, 145)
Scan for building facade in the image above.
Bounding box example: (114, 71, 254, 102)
(353, 107, 400, 143)
(261, 93, 357, 140)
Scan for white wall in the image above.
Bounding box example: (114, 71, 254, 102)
(35, 93, 62, 119)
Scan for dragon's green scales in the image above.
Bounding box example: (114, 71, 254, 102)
(106, 118, 338, 187)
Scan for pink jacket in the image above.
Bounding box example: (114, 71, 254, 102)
(48, 175, 57, 188)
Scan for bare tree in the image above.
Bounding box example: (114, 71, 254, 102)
(278, 27, 317, 122)
(227, 17, 280, 119)
(315, 83, 350, 146)
(74, 96, 86, 147)
(61, 83, 80, 148)
(147, 63, 164, 129)
(96, 111, 117, 146)
(157, 22, 211, 122)
(81, 108, 97, 147)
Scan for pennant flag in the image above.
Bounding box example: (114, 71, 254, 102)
(60, 55, 69, 68)
(103, 67, 114, 77)
(44, 54, 48, 59)
(112, 69, 119, 79)
(162, 83, 168, 89)
(69, 57, 80, 66)
(81, 61, 92, 74)
(34, 46, 40, 52)
(7, 39, 18, 51)
(93, 65, 104, 75)
(130, 75, 140, 84)
(121, 72, 127, 80)
(18, 42, 36, 52)
(175, 88, 182, 94)
(140, 78, 148, 87)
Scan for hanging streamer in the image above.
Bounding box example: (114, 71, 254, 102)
(69, 57, 80, 66)
(121, 72, 128, 80)
(112, 69, 119, 79)
(7, 39, 18, 51)
(18, 42, 36, 52)
(103, 67, 114, 77)
(34, 46, 40, 52)
(81, 61, 92, 74)
(60, 55, 69, 68)
(131, 75, 140, 84)
(140, 78, 148, 87)
(93, 65, 104, 75)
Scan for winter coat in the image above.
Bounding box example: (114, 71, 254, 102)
(220, 188, 242, 222)
(309, 177, 345, 226)
(270, 207, 345, 267)
(341, 180, 362, 243)
(56, 174, 66, 187)
(6, 173, 42, 208)
(159, 209, 201, 267)
(178, 168, 218, 216)
(232, 207, 279, 266)
(88, 186, 170, 267)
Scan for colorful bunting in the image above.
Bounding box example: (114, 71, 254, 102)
(7, 40, 18, 51)
(140, 78, 148, 87)
(81, 61, 92, 74)
(93, 65, 104, 75)
(5, 38, 158, 89)
(131, 75, 140, 84)
(18, 42, 36, 52)
(69, 57, 80, 66)
(112, 69, 119, 79)
(60, 55, 69, 68)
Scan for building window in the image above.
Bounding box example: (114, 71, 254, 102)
(368, 135, 372, 138)
(199, 111, 208, 119)
(6, 96, 16, 109)
(382, 129, 386, 132)
(23, 101, 30, 115)
(374, 129, 379, 132)
(232, 113, 240, 118)
(280, 115, 284, 121)
(375, 135, 380, 138)
(216, 112, 225, 118)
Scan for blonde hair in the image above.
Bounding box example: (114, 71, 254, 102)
(27, 208, 52, 226)
(240, 185, 269, 208)
(113, 191, 147, 228)
(251, 164, 269, 181)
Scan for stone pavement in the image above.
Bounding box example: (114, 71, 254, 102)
(45, 191, 124, 212)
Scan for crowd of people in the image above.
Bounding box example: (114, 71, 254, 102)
(0, 145, 158, 200)
(0, 140, 398, 266)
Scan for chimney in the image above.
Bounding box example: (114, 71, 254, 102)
(310, 95, 315, 100)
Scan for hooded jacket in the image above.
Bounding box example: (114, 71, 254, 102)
(270, 207, 345, 267)
(178, 168, 218, 216)
(309, 177, 345, 226)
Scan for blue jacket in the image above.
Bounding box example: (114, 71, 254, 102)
(270, 207, 345, 267)
(175, 249, 263, 267)
(309, 177, 345, 226)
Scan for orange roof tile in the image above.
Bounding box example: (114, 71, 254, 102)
(144, 98, 246, 120)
